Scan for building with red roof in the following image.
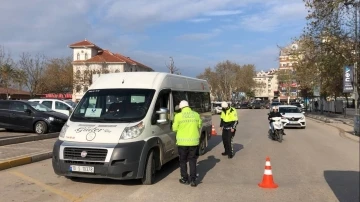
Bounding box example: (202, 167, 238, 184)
(69, 39, 154, 101)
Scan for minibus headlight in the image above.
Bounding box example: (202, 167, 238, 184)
(120, 121, 145, 140)
(59, 123, 69, 139)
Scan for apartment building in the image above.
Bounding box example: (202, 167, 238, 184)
(253, 69, 279, 100)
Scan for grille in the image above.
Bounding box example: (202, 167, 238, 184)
(64, 147, 108, 161)
(288, 118, 301, 121)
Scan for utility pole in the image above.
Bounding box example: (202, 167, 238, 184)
(353, 1, 360, 135)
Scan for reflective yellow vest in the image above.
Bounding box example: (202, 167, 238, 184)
(172, 107, 202, 146)
(221, 107, 238, 122)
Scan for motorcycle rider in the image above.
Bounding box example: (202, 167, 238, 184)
(268, 106, 286, 136)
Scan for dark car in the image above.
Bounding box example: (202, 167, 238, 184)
(239, 103, 249, 109)
(0, 100, 68, 134)
(248, 101, 264, 109)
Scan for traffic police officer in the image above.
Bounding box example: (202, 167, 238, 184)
(172, 100, 202, 187)
(220, 101, 238, 159)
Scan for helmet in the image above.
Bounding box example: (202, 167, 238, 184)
(179, 100, 189, 109)
(272, 106, 276, 110)
(221, 102, 228, 108)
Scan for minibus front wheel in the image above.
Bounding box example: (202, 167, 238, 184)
(141, 150, 156, 185)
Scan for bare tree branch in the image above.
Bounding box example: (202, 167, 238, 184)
(165, 56, 181, 74)
(18, 52, 47, 96)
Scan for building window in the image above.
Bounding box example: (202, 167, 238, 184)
(85, 53, 88, 60)
(115, 69, 120, 73)
(77, 53, 80, 60)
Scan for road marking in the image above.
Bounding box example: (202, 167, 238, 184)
(8, 171, 78, 201)
(73, 185, 106, 202)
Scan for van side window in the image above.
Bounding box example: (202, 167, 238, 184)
(0, 102, 9, 110)
(172, 91, 187, 112)
(42, 101, 52, 109)
(187, 92, 203, 113)
(9, 102, 28, 112)
(202, 92, 211, 112)
(152, 90, 170, 125)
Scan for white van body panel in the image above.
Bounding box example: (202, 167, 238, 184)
(52, 72, 212, 181)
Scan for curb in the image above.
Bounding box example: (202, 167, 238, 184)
(306, 116, 359, 142)
(0, 151, 52, 171)
(305, 114, 353, 126)
(0, 133, 59, 146)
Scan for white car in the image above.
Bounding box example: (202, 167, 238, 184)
(28, 99, 74, 116)
(278, 105, 306, 129)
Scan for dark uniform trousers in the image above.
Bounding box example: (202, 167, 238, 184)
(178, 146, 198, 180)
(222, 128, 235, 156)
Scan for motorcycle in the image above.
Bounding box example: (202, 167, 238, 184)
(268, 117, 287, 143)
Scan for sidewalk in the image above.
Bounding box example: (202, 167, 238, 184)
(305, 112, 354, 126)
(0, 128, 58, 146)
(0, 138, 56, 171)
(305, 112, 360, 141)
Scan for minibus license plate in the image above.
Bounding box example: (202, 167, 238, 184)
(70, 165, 94, 173)
(289, 121, 297, 124)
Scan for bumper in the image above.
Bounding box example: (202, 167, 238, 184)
(283, 121, 306, 128)
(47, 121, 66, 132)
(52, 139, 146, 180)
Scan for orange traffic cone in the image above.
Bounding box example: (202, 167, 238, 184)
(258, 157, 278, 188)
(211, 125, 217, 136)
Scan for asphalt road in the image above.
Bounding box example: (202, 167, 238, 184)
(0, 109, 359, 202)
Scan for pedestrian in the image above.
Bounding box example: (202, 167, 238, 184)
(172, 100, 202, 187)
(220, 101, 238, 159)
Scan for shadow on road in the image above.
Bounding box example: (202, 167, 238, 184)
(207, 135, 223, 152)
(67, 158, 180, 186)
(233, 143, 244, 156)
(324, 170, 359, 202)
(196, 155, 220, 184)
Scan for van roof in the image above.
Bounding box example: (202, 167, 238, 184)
(89, 72, 210, 92)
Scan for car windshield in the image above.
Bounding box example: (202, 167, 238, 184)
(279, 107, 301, 113)
(70, 89, 155, 123)
(271, 102, 280, 106)
(65, 101, 77, 108)
(28, 102, 54, 112)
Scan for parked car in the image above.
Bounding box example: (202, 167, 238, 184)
(28, 99, 74, 116)
(0, 100, 68, 134)
(248, 101, 264, 109)
(239, 103, 249, 109)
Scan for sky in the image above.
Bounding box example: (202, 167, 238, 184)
(0, 0, 307, 77)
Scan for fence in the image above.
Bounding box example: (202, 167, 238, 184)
(307, 98, 355, 116)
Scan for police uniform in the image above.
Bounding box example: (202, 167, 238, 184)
(172, 100, 202, 187)
(220, 102, 238, 159)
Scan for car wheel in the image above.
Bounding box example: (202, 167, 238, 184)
(302, 126, 306, 129)
(198, 135, 207, 156)
(34, 121, 48, 134)
(141, 150, 156, 185)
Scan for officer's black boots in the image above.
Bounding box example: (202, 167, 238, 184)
(190, 180, 197, 187)
(179, 177, 189, 185)
(221, 152, 227, 156)
(228, 154, 233, 159)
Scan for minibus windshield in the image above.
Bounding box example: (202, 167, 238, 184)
(70, 89, 156, 123)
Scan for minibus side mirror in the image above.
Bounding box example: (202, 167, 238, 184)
(156, 107, 169, 125)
